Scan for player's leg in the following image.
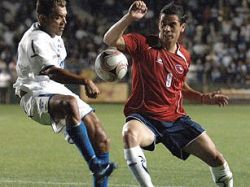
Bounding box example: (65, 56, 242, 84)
(22, 92, 114, 185)
(49, 95, 104, 173)
(122, 119, 155, 187)
(183, 132, 233, 187)
(83, 112, 117, 186)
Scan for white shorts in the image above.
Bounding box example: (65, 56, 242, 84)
(20, 91, 93, 132)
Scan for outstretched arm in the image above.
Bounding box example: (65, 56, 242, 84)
(40, 65, 100, 98)
(182, 82, 229, 107)
(103, 1, 147, 50)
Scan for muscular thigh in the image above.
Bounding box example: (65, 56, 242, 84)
(49, 92, 93, 122)
(49, 94, 79, 122)
(183, 132, 224, 166)
(122, 119, 155, 148)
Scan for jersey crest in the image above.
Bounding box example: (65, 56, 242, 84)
(175, 64, 184, 74)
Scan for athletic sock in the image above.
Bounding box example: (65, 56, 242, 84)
(210, 161, 233, 187)
(66, 121, 98, 172)
(93, 152, 110, 187)
(124, 146, 154, 187)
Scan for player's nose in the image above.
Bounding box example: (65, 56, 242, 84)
(163, 25, 171, 31)
(62, 17, 67, 24)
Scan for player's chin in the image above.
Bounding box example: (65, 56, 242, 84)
(167, 35, 175, 40)
(162, 35, 174, 43)
(56, 30, 64, 36)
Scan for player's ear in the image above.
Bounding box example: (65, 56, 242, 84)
(38, 14, 47, 25)
(180, 23, 185, 33)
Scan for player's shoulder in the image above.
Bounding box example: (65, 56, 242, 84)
(30, 30, 51, 42)
(178, 44, 190, 54)
(145, 35, 162, 49)
(22, 23, 52, 44)
(131, 34, 165, 49)
(124, 33, 162, 48)
(178, 44, 191, 62)
(124, 33, 146, 41)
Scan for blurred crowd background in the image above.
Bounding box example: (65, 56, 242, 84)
(0, 0, 250, 103)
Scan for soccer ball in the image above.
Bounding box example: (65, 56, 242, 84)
(95, 48, 128, 82)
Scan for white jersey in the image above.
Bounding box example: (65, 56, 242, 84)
(13, 22, 93, 127)
(13, 22, 68, 96)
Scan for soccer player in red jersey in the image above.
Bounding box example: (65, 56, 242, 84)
(103, 1, 233, 186)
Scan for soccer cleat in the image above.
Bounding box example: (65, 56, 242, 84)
(63, 127, 74, 144)
(64, 132, 74, 144)
(52, 120, 66, 133)
(93, 162, 118, 183)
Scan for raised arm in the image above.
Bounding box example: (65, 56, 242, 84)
(103, 1, 147, 50)
(182, 82, 229, 107)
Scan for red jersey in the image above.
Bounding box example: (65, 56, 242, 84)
(123, 33, 191, 122)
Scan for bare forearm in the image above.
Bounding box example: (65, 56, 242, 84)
(182, 83, 203, 103)
(40, 66, 89, 85)
(103, 14, 134, 46)
(182, 82, 229, 106)
(51, 70, 88, 85)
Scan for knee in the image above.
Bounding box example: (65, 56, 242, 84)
(122, 124, 138, 147)
(96, 125, 111, 149)
(98, 134, 111, 152)
(60, 96, 77, 113)
(61, 95, 77, 110)
(207, 151, 225, 167)
(60, 96, 80, 122)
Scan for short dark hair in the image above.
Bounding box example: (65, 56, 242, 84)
(36, 0, 66, 16)
(160, 1, 187, 23)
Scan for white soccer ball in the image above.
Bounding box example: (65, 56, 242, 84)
(95, 48, 128, 82)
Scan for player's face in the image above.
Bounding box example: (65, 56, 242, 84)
(43, 5, 67, 37)
(158, 14, 185, 45)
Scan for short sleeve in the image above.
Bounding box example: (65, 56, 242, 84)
(123, 33, 146, 57)
(28, 37, 57, 74)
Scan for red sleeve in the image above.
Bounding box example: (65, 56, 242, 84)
(122, 33, 146, 57)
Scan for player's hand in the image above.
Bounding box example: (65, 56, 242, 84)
(128, 1, 148, 21)
(85, 79, 100, 98)
(201, 91, 229, 107)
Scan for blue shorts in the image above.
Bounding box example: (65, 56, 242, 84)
(126, 113, 205, 160)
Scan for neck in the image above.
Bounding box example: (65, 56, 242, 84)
(38, 24, 55, 38)
(162, 42, 177, 53)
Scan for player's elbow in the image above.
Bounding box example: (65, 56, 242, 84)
(103, 33, 115, 47)
(103, 36, 126, 51)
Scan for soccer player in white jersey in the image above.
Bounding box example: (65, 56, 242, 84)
(13, 0, 116, 186)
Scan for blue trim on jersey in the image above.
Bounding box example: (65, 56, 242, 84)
(38, 94, 55, 116)
(60, 60, 64, 68)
